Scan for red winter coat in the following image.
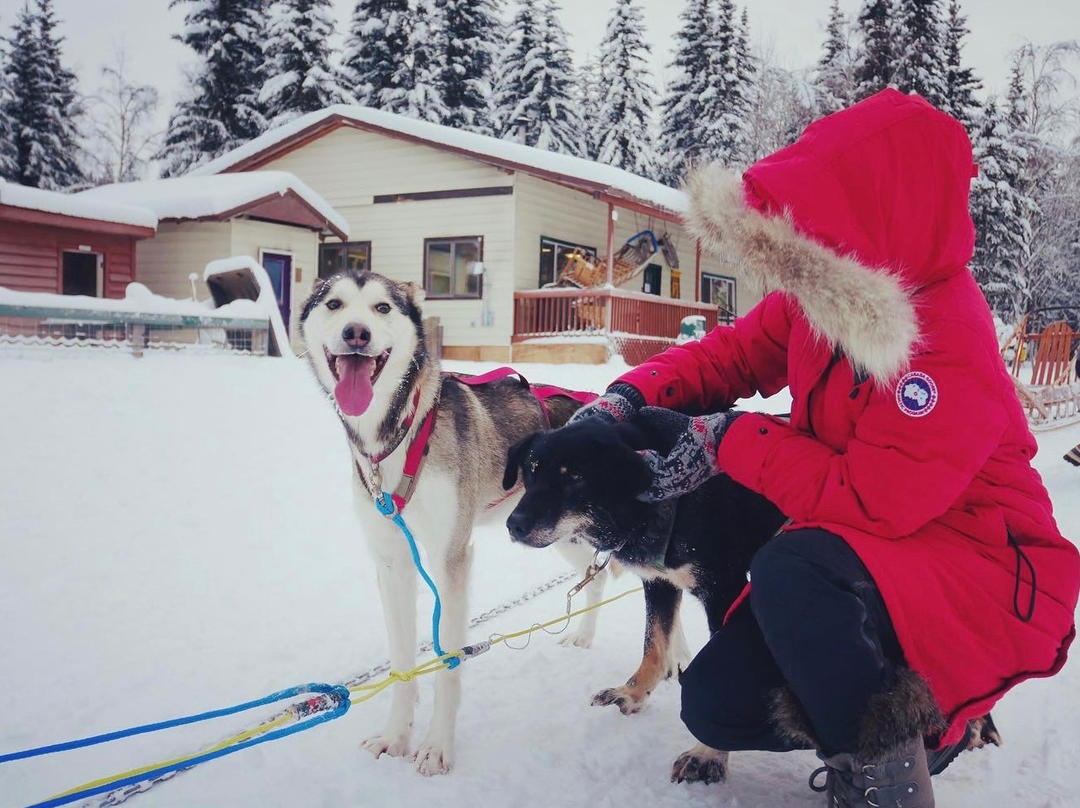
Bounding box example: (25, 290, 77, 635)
(619, 89, 1078, 746)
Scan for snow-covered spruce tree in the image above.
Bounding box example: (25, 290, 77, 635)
(594, 0, 658, 178)
(492, 1, 543, 140)
(0, 0, 85, 188)
(815, 0, 856, 114)
(158, 0, 269, 177)
(399, 0, 448, 123)
(891, 0, 948, 109)
(339, 0, 412, 109)
(656, 0, 715, 184)
(435, 0, 503, 133)
(495, 0, 584, 155)
(0, 41, 15, 180)
(854, 0, 895, 99)
(969, 98, 1038, 321)
(941, 0, 980, 131)
(704, 0, 750, 167)
(260, 0, 343, 128)
(576, 52, 604, 160)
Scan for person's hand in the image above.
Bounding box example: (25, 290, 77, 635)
(568, 382, 645, 425)
(634, 407, 743, 502)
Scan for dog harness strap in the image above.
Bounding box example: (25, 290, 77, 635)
(391, 402, 438, 513)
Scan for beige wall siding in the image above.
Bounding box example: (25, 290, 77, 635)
(228, 218, 319, 343)
(259, 126, 517, 347)
(134, 221, 232, 301)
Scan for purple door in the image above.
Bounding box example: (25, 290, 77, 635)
(261, 253, 292, 333)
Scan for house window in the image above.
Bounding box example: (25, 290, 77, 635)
(539, 236, 596, 287)
(319, 241, 371, 279)
(424, 236, 483, 299)
(642, 264, 662, 296)
(62, 251, 100, 297)
(701, 272, 737, 324)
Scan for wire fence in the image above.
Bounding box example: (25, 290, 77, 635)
(0, 302, 271, 359)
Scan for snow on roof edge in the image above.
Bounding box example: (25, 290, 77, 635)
(78, 171, 348, 239)
(0, 181, 158, 230)
(190, 105, 689, 217)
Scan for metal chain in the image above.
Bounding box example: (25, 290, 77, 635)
(84, 570, 577, 808)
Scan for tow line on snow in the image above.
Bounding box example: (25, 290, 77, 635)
(1, 499, 642, 808)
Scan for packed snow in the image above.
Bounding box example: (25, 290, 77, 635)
(77, 171, 348, 239)
(0, 282, 264, 322)
(0, 352, 1077, 808)
(0, 180, 157, 230)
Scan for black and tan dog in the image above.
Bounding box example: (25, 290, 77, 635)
(503, 417, 787, 782)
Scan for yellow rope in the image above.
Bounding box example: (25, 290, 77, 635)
(45, 584, 644, 804)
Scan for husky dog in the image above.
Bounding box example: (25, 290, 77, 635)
(299, 270, 601, 775)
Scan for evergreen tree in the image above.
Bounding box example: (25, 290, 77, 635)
(260, 0, 343, 128)
(435, 0, 502, 133)
(339, 0, 412, 109)
(941, 0, 980, 130)
(158, 0, 269, 177)
(1005, 54, 1029, 131)
(815, 0, 856, 114)
(656, 0, 715, 183)
(594, 0, 658, 177)
(969, 98, 1038, 320)
(401, 0, 448, 123)
(706, 0, 751, 166)
(891, 0, 948, 108)
(0, 0, 84, 188)
(576, 52, 604, 160)
(492, 1, 544, 140)
(0, 41, 15, 179)
(854, 0, 895, 99)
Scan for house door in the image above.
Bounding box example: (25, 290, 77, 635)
(261, 252, 292, 333)
(642, 263, 662, 296)
(62, 251, 100, 296)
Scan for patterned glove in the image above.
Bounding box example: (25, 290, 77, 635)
(568, 382, 646, 425)
(634, 406, 744, 502)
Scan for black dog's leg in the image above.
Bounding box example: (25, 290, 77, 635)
(592, 578, 682, 715)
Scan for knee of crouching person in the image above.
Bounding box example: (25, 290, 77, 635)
(678, 660, 712, 741)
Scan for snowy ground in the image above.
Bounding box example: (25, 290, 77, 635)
(1, 351, 1078, 808)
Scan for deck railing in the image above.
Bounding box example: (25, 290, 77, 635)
(513, 287, 718, 340)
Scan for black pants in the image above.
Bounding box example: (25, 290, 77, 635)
(680, 529, 903, 756)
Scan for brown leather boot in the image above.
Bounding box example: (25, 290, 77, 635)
(810, 735, 934, 808)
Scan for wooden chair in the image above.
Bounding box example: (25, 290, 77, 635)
(1016, 320, 1080, 429)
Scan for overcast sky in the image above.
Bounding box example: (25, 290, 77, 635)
(20, 0, 1080, 136)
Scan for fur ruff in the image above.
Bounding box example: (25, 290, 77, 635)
(770, 669, 945, 760)
(683, 163, 919, 382)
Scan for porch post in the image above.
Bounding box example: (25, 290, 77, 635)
(694, 239, 702, 302)
(605, 202, 615, 286)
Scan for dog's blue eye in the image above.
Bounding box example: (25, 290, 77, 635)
(375, 303, 391, 314)
(326, 299, 342, 311)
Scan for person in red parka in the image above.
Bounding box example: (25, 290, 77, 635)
(572, 89, 1079, 807)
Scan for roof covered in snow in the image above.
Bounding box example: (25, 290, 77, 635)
(0, 180, 158, 231)
(190, 105, 688, 219)
(78, 171, 348, 240)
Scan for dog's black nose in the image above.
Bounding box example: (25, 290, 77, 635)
(342, 323, 371, 348)
(506, 511, 530, 543)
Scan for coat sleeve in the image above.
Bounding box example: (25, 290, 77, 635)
(615, 292, 792, 413)
(718, 323, 1011, 539)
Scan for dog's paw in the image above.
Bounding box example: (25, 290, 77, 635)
(671, 745, 729, 784)
(591, 685, 647, 715)
(362, 731, 411, 760)
(559, 630, 594, 649)
(414, 741, 453, 776)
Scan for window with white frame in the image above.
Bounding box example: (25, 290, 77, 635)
(424, 236, 483, 299)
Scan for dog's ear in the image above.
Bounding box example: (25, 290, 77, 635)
(626, 449, 655, 496)
(613, 420, 651, 451)
(402, 281, 425, 306)
(503, 433, 537, 490)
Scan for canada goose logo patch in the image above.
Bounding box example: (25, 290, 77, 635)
(896, 371, 938, 417)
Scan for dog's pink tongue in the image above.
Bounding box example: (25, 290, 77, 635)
(334, 355, 376, 415)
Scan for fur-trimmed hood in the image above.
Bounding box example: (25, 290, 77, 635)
(684, 89, 978, 381)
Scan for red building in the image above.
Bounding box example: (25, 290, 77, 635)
(0, 182, 157, 299)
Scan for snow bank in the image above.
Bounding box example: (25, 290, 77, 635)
(77, 171, 348, 238)
(0, 179, 157, 230)
(190, 104, 687, 215)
